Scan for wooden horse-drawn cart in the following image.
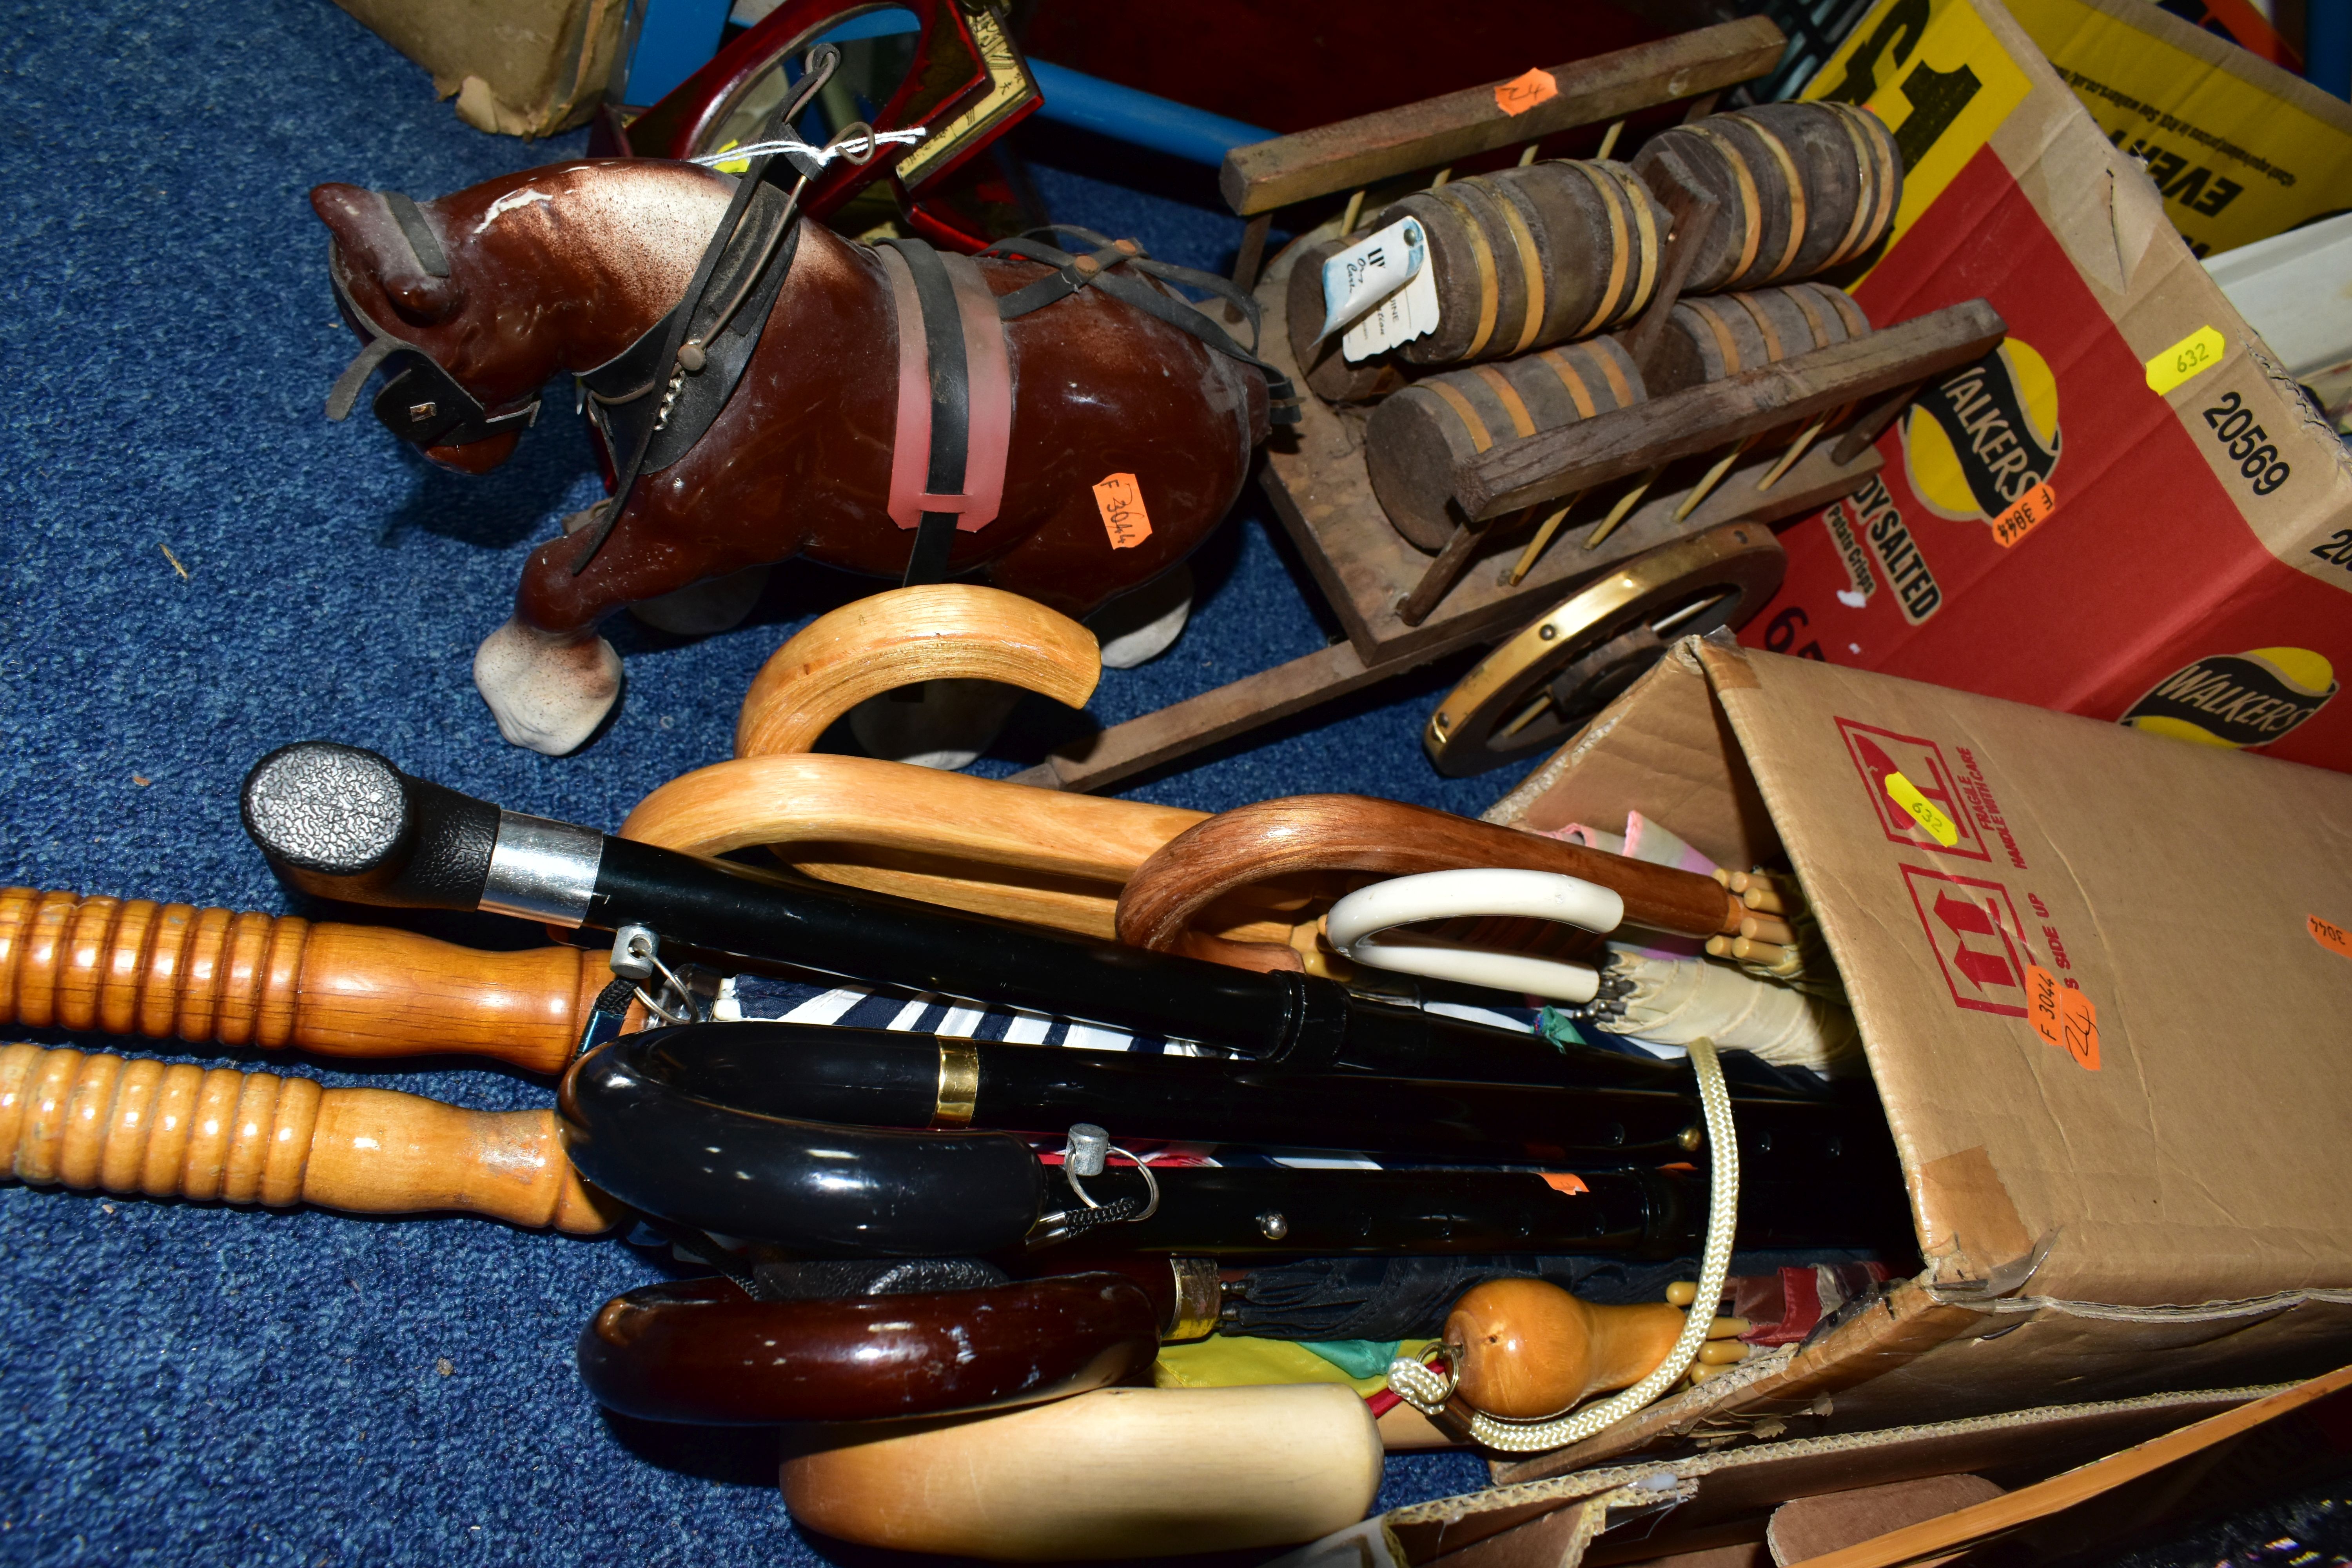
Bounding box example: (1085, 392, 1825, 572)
(1008, 19, 2003, 791)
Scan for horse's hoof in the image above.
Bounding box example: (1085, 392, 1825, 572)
(849, 679, 1026, 771)
(630, 564, 773, 636)
(473, 617, 624, 755)
(1087, 563, 1194, 670)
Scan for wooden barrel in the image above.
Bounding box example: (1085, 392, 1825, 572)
(1363, 336, 1647, 551)
(1643, 281, 1871, 396)
(1632, 102, 1900, 294)
(1285, 234, 1414, 405)
(1348, 160, 1665, 372)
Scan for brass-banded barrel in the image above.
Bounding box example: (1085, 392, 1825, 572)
(1339, 160, 1666, 374)
(1632, 102, 1900, 294)
(1644, 282, 1871, 396)
(1363, 337, 1647, 551)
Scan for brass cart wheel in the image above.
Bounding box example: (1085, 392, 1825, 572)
(1425, 521, 1786, 777)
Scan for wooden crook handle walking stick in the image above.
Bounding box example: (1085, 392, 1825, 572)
(1116, 796, 1746, 968)
(0, 1042, 621, 1232)
(0, 887, 612, 1074)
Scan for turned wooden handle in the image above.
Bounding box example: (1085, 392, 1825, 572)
(0, 1042, 621, 1232)
(735, 584, 1101, 759)
(1116, 796, 1744, 954)
(623, 754, 1303, 946)
(0, 888, 606, 1074)
(781, 1384, 1383, 1560)
(1445, 1278, 1688, 1419)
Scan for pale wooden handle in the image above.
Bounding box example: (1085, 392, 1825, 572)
(0, 1043, 621, 1232)
(735, 584, 1101, 758)
(1445, 1278, 1689, 1419)
(622, 754, 1243, 942)
(781, 1385, 1383, 1559)
(0, 888, 603, 1074)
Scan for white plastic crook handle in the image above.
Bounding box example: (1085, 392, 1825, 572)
(1323, 868, 1623, 1003)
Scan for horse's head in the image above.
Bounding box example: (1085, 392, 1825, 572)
(312, 163, 727, 474)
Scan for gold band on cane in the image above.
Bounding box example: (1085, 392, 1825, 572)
(933, 1041, 980, 1127)
(1616, 164, 1661, 321)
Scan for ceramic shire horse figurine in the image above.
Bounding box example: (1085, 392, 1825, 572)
(313, 158, 1284, 754)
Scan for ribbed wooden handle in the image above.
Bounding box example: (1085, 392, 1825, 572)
(0, 888, 605, 1073)
(0, 1042, 621, 1232)
(735, 584, 1101, 759)
(1115, 796, 1744, 953)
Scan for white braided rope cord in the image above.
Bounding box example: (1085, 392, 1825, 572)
(1388, 1034, 1740, 1452)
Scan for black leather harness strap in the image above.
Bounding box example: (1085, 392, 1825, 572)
(983, 225, 1301, 426)
(382, 191, 450, 277)
(878, 238, 972, 588)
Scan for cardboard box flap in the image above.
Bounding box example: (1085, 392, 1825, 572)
(1483, 639, 1782, 871)
(1695, 637, 2352, 1304)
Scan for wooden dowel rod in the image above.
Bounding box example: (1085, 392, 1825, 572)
(0, 888, 605, 1075)
(1673, 435, 1756, 522)
(1585, 465, 1666, 549)
(1504, 493, 1583, 586)
(1338, 187, 1365, 238)
(1517, 142, 1541, 166)
(1829, 380, 1923, 466)
(1739, 913, 1797, 946)
(1741, 884, 1794, 916)
(1399, 510, 1514, 626)
(1595, 119, 1624, 159)
(1232, 211, 1274, 292)
(1753, 412, 1828, 493)
(0, 1043, 621, 1232)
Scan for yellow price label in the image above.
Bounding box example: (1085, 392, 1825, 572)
(712, 139, 750, 174)
(1885, 769, 1959, 847)
(2145, 326, 2224, 396)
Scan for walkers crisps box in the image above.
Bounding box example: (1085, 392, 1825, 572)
(1752, 0, 2352, 775)
(1480, 635, 2352, 1461)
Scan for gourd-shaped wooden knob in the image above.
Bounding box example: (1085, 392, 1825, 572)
(0, 887, 609, 1073)
(1444, 1277, 1688, 1419)
(0, 1042, 621, 1232)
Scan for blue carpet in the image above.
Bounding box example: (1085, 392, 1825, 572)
(0, 2, 1547, 1561)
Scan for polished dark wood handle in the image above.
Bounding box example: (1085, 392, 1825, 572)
(0, 887, 608, 1074)
(0, 1042, 621, 1232)
(579, 1274, 1160, 1425)
(1114, 795, 1742, 955)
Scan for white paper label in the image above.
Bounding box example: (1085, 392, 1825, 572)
(1319, 215, 1426, 341)
(1341, 260, 1440, 361)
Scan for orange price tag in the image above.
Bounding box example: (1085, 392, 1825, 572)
(1540, 1172, 1589, 1194)
(2311, 914, 2352, 959)
(2058, 987, 2099, 1071)
(1091, 472, 1153, 550)
(1495, 68, 1559, 116)
(2025, 964, 2063, 1049)
(1989, 482, 2056, 548)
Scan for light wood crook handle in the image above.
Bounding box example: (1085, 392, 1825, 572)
(620, 754, 1317, 946)
(0, 1043, 621, 1232)
(0, 888, 608, 1074)
(735, 584, 1102, 759)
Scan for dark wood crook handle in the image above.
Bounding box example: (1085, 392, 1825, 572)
(1113, 796, 1742, 957)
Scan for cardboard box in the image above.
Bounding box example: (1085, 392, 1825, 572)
(1455, 635, 2352, 1472)
(1755, 0, 2352, 774)
(335, 0, 628, 138)
(1997, 0, 2352, 257)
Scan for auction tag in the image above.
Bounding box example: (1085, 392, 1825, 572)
(1318, 215, 1426, 341)
(2312, 913, 2352, 959)
(1540, 1172, 1589, 1194)
(1884, 769, 1960, 847)
(2025, 964, 2063, 1048)
(1092, 473, 1153, 549)
(2058, 987, 2100, 1071)
(1989, 481, 2056, 548)
(1342, 261, 1441, 361)
(2145, 326, 2224, 395)
(1496, 67, 1559, 116)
